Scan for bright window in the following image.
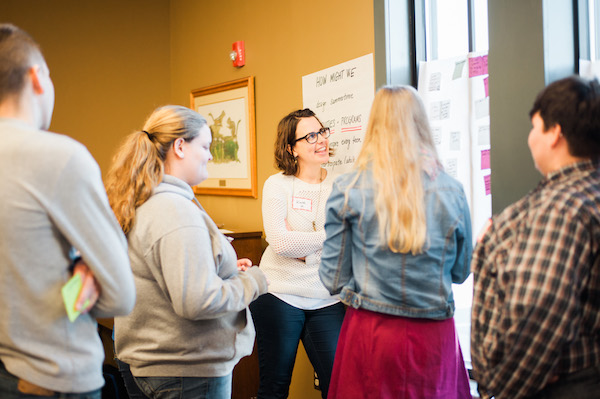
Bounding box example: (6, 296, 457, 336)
(424, 0, 489, 61)
(587, 0, 599, 60)
(579, 0, 600, 77)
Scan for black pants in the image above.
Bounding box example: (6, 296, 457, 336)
(250, 293, 345, 399)
(529, 365, 600, 399)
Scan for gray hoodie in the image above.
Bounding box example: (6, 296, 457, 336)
(0, 118, 135, 393)
(115, 174, 267, 377)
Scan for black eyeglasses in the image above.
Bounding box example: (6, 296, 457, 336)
(293, 127, 331, 144)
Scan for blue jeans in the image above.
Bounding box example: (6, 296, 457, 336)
(249, 293, 345, 399)
(132, 374, 232, 399)
(0, 360, 101, 399)
(115, 358, 149, 399)
(528, 365, 600, 399)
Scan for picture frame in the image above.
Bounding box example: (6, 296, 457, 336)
(190, 76, 257, 198)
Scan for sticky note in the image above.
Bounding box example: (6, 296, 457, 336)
(430, 102, 441, 121)
(484, 175, 491, 195)
(431, 126, 442, 145)
(440, 100, 451, 120)
(449, 131, 461, 151)
(431, 100, 451, 121)
(445, 158, 458, 178)
(469, 55, 488, 77)
(478, 125, 491, 146)
(429, 72, 441, 91)
(475, 97, 490, 119)
(61, 274, 88, 322)
(453, 60, 466, 80)
(481, 149, 490, 170)
(484, 76, 489, 97)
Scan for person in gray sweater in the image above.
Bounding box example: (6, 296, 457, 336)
(105, 105, 268, 399)
(0, 24, 136, 398)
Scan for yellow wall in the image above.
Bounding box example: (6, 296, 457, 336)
(0, 0, 172, 172)
(170, 0, 375, 232)
(1, 1, 374, 397)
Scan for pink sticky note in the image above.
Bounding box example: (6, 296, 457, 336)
(469, 55, 488, 77)
(484, 175, 491, 196)
(481, 149, 490, 170)
(484, 76, 489, 97)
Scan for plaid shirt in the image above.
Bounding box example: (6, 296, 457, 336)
(471, 160, 600, 399)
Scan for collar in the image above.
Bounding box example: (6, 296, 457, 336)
(154, 174, 195, 200)
(0, 117, 36, 130)
(544, 159, 598, 185)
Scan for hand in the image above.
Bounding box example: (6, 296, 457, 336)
(237, 258, 253, 272)
(73, 262, 101, 313)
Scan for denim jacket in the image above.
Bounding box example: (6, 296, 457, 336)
(319, 167, 472, 320)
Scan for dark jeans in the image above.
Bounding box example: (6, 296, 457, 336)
(249, 293, 345, 399)
(528, 365, 600, 399)
(133, 374, 232, 399)
(116, 358, 148, 399)
(116, 358, 231, 399)
(0, 360, 101, 399)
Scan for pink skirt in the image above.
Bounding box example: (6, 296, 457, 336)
(328, 307, 472, 399)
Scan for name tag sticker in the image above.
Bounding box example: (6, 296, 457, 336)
(292, 197, 312, 211)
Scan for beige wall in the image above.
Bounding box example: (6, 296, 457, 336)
(2, 1, 374, 397)
(0, 0, 172, 171)
(170, 0, 375, 232)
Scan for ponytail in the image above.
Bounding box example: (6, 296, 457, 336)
(105, 105, 207, 234)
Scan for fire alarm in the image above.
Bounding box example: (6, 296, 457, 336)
(230, 41, 245, 67)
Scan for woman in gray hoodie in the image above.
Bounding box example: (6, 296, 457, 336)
(105, 105, 268, 399)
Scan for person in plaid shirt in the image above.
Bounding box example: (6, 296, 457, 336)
(471, 76, 600, 399)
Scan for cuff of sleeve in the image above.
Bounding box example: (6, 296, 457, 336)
(245, 267, 269, 296)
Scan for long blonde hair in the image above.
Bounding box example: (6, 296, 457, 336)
(348, 85, 439, 254)
(105, 105, 207, 234)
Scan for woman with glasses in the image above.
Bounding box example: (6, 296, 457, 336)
(105, 105, 268, 399)
(250, 109, 345, 399)
(320, 86, 472, 398)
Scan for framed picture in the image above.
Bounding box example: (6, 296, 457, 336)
(190, 76, 257, 198)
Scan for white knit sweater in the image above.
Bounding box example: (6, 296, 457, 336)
(260, 172, 337, 300)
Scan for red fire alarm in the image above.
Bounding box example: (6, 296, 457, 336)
(230, 41, 245, 67)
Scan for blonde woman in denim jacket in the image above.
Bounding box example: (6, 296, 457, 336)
(319, 86, 473, 399)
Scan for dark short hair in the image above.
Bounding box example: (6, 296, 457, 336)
(274, 108, 322, 175)
(0, 24, 43, 103)
(530, 76, 600, 158)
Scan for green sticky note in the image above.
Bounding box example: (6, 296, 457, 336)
(61, 273, 85, 322)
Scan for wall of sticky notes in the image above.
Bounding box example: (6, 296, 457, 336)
(418, 53, 491, 238)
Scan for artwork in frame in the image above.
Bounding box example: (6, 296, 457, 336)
(190, 76, 257, 198)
